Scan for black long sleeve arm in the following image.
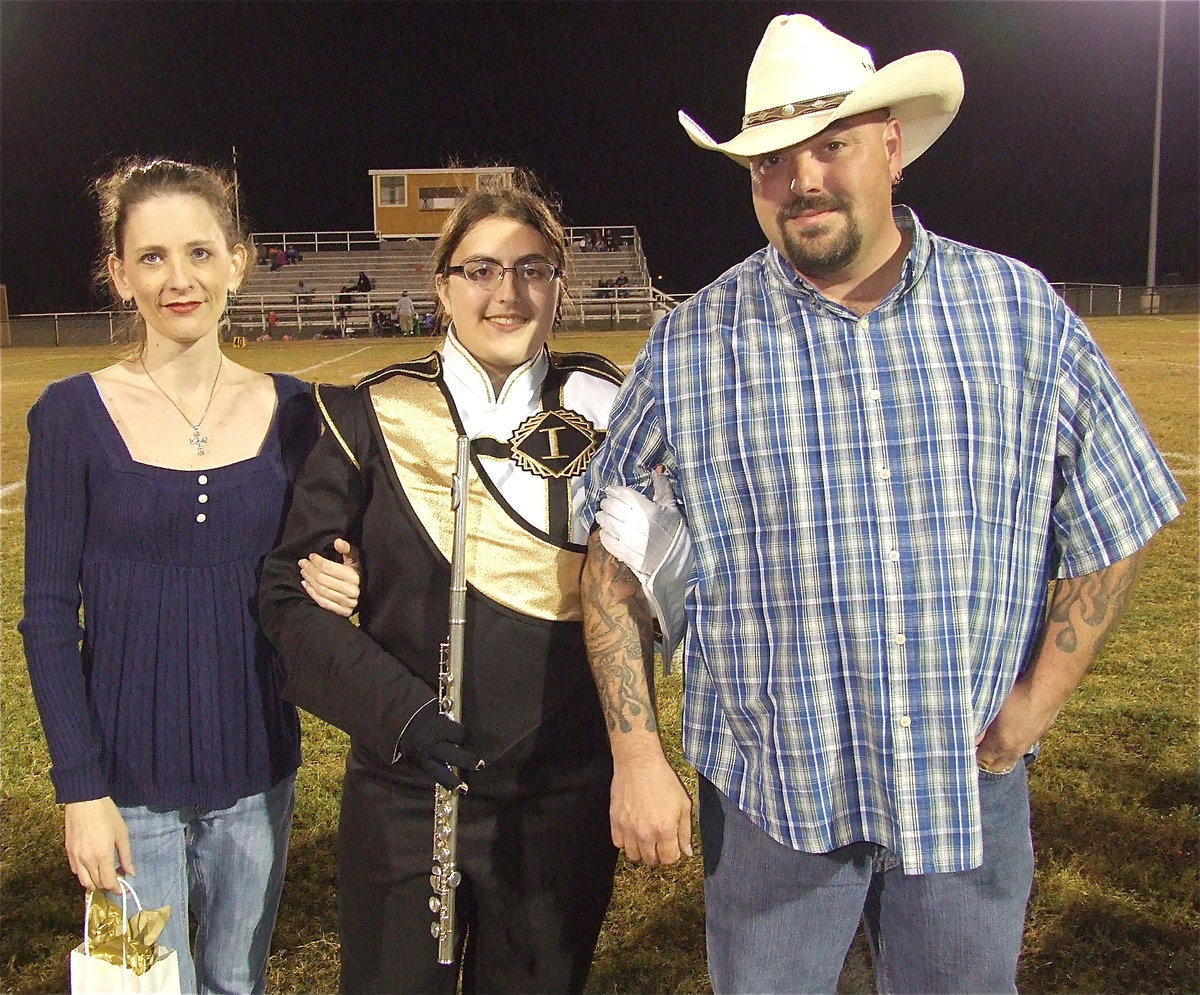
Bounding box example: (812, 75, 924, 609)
(258, 388, 435, 764)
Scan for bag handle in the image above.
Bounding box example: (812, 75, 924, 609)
(82, 876, 144, 966)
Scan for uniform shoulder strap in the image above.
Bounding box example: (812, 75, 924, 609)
(548, 350, 624, 387)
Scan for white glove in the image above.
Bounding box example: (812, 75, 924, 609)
(596, 470, 682, 585)
(596, 470, 693, 671)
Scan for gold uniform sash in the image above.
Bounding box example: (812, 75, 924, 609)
(366, 369, 586, 623)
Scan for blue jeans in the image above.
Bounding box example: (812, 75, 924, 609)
(115, 775, 295, 994)
(700, 761, 1033, 994)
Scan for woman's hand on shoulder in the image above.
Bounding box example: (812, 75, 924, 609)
(300, 537, 362, 616)
(64, 797, 133, 892)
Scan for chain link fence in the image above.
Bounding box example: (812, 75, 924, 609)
(3, 284, 1196, 348)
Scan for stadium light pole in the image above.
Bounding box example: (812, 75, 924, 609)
(232, 146, 241, 234)
(1145, 0, 1165, 289)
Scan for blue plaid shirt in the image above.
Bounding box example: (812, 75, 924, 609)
(584, 208, 1182, 874)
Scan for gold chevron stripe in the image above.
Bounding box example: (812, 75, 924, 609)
(368, 374, 584, 622)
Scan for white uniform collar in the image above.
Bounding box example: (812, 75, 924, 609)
(440, 326, 547, 407)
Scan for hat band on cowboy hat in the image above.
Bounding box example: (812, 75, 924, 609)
(742, 91, 854, 129)
(678, 13, 964, 169)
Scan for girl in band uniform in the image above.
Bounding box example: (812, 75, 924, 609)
(259, 177, 636, 993)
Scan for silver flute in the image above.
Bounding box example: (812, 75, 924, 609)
(430, 435, 470, 964)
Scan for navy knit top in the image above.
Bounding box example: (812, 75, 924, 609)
(20, 372, 318, 809)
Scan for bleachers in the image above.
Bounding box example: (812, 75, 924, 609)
(241, 244, 436, 306)
(235, 235, 655, 334)
(242, 244, 648, 301)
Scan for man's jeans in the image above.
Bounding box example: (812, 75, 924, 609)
(115, 774, 295, 994)
(700, 761, 1033, 994)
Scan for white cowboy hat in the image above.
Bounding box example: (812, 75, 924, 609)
(679, 14, 964, 168)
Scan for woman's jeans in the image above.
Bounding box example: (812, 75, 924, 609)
(700, 760, 1034, 995)
(115, 774, 295, 994)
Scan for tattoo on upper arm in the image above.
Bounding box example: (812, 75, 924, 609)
(582, 535, 657, 735)
(1049, 550, 1145, 655)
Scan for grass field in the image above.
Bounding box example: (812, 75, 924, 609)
(2, 318, 1197, 993)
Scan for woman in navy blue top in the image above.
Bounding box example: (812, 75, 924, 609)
(19, 158, 353, 994)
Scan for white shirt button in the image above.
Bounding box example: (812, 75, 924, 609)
(899, 715, 912, 728)
(196, 513, 207, 523)
(888, 550, 901, 562)
(197, 475, 208, 485)
(198, 494, 208, 503)
(868, 388, 881, 401)
(894, 633, 907, 645)
(878, 466, 892, 479)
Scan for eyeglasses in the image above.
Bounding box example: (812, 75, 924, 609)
(445, 259, 561, 290)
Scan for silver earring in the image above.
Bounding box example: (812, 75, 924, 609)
(891, 169, 904, 189)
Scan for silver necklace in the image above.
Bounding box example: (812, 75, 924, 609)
(140, 355, 223, 456)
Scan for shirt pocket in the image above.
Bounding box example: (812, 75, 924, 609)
(914, 376, 1025, 528)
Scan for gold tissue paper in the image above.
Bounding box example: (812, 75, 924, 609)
(85, 890, 171, 976)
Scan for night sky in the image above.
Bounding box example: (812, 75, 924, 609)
(2, 0, 1197, 315)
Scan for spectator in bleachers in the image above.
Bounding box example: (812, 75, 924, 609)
(294, 280, 313, 303)
(393, 291, 416, 335)
(270, 247, 288, 272)
(370, 307, 398, 337)
(341, 271, 374, 294)
(284, 245, 303, 264)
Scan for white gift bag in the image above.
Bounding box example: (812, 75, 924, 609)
(70, 878, 181, 994)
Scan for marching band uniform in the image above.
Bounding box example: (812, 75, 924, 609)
(259, 331, 624, 993)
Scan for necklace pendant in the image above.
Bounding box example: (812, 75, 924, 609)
(189, 426, 208, 456)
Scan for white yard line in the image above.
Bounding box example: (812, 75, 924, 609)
(1, 356, 69, 369)
(0, 479, 25, 514)
(289, 346, 372, 376)
(1111, 357, 1198, 370)
(1161, 452, 1199, 478)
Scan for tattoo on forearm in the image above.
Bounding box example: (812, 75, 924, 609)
(583, 536, 657, 735)
(1049, 551, 1145, 656)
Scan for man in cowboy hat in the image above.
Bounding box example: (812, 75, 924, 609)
(580, 13, 1181, 994)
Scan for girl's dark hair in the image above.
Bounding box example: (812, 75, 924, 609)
(430, 169, 568, 334)
(93, 157, 249, 351)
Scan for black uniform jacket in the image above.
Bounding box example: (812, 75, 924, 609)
(258, 354, 617, 799)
